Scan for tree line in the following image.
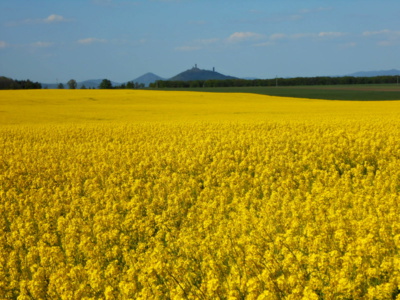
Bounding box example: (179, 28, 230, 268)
(0, 77, 145, 90)
(61, 79, 145, 89)
(2, 75, 399, 90)
(0, 77, 42, 89)
(149, 75, 400, 88)
(57, 79, 145, 89)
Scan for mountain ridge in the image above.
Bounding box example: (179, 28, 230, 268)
(347, 69, 400, 77)
(131, 72, 165, 87)
(169, 66, 237, 81)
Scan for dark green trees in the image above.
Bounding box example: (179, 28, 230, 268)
(67, 79, 77, 89)
(0, 77, 42, 89)
(99, 79, 113, 89)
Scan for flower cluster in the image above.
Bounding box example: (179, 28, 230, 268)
(1, 91, 400, 299)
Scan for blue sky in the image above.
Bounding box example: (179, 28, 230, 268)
(1, 0, 399, 83)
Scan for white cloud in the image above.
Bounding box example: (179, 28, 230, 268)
(0, 41, 8, 48)
(362, 29, 391, 36)
(175, 38, 219, 52)
(254, 30, 347, 47)
(177, 29, 347, 51)
(268, 31, 346, 41)
(270, 33, 286, 40)
(237, 6, 332, 25)
(7, 14, 69, 26)
(31, 41, 54, 48)
(363, 29, 400, 38)
(44, 14, 66, 23)
(77, 38, 107, 45)
(377, 40, 394, 46)
(318, 32, 346, 38)
(227, 32, 264, 43)
(362, 29, 400, 46)
(266, 7, 332, 23)
(340, 42, 357, 49)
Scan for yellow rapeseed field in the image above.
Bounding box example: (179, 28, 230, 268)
(1, 90, 400, 299)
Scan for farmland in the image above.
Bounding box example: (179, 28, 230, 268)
(2, 89, 400, 125)
(154, 84, 400, 101)
(1, 90, 400, 299)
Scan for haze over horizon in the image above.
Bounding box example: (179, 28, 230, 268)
(1, 0, 399, 83)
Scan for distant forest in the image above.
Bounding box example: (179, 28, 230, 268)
(150, 75, 400, 88)
(0, 76, 42, 89)
(1, 75, 400, 90)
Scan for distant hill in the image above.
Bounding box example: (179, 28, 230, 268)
(130, 73, 165, 87)
(347, 69, 400, 77)
(169, 66, 237, 81)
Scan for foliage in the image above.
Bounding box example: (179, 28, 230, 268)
(115, 81, 145, 89)
(151, 75, 400, 89)
(0, 76, 42, 90)
(58, 83, 65, 89)
(99, 79, 113, 89)
(68, 79, 78, 89)
(1, 90, 400, 298)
